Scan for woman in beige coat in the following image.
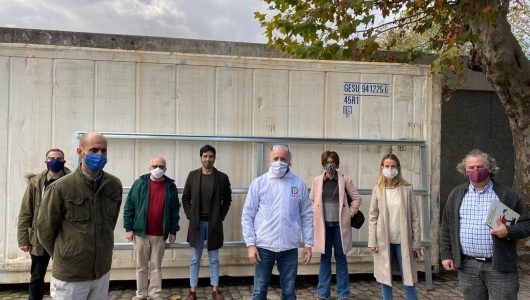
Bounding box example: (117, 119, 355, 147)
(310, 151, 362, 300)
(368, 153, 421, 300)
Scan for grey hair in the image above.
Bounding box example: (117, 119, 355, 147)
(456, 149, 499, 177)
(270, 144, 292, 162)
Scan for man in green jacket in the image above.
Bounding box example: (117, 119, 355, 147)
(17, 148, 70, 300)
(123, 156, 180, 300)
(37, 132, 122, 299)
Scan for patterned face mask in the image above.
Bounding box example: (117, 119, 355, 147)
(323, 163, 337, 173)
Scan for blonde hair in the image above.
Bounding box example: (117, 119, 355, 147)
(375, 153, 410, 191)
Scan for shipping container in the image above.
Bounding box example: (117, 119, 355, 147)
(0, 40, 441, 285)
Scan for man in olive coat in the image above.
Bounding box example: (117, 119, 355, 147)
(17, 148, 70, 300)
(37, 132, 122, 300)
(182, 145, 232, 300)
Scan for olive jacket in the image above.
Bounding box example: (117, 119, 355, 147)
(17, 167, 71, 256)
(37, 166, 122, 282)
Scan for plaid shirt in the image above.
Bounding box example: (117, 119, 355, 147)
(459, 180, 496, 258)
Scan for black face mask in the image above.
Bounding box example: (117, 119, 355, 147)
(201, 160, 215, 169)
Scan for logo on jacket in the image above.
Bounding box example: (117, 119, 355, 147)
(291, 186, 299, 195)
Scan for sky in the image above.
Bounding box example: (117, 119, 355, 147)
(0, 0, 269, 43)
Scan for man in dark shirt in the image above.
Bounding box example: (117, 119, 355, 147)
(440, 149, 530, 299)
(17, 148, 70, 300)
(182, 145, 232, 300)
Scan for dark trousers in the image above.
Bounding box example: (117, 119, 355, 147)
(29, 252, 51, 300)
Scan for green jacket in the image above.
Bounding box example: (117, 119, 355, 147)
(17, 168, 71, 256)
(123, 174, 180, 239)
(37, 166, 122, 282)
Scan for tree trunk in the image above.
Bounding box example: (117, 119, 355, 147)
(467, 0, 530, 203)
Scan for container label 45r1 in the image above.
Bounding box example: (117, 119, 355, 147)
(342, 81, 391, 117)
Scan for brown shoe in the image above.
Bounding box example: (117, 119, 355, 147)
(212, 290, 224, 300)
(185, 291, 197, 300)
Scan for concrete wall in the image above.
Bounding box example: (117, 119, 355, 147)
(0, 27, 283, 58)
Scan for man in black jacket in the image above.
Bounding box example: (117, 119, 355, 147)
(182, 145, 232, 300)
(440, 149, 530, 300)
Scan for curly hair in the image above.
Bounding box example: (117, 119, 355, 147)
(456, 149, 499, 177)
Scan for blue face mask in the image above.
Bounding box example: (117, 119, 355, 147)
(83, 152, 107, 173)
(47, 159, 65, 172)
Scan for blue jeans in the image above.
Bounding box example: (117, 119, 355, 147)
(189, 221, 219, 288)
(253, 247, 298, 300)
(381, 244, 417, 300)
(458, 256, 518, 300)
(316, 224, 349, 299)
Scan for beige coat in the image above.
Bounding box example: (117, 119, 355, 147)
(368, 184, 421, 286)
(310, 171, 362, 254)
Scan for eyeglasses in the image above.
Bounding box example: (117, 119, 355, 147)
(150, 165, 166, 169)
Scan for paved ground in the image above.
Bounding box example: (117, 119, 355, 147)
(2, 263, 530, 300)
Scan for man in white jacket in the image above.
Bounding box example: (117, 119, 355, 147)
(241, 144, 313, 300)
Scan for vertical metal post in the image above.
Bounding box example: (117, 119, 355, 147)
(72, 131, 82, 168)
(420, 145, 433, 289)
(256, 142, 264, 177)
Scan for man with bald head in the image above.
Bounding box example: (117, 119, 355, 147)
(37, 132, 123, 300)
(124, 156, 180, 300)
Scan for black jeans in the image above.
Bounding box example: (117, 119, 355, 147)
(29, 252, 51, 300)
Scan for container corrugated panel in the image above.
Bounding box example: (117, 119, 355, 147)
(0, 43, 440, 283)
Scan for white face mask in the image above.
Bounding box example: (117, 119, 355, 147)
(269, 161, 289, 178)
(151, 167, 165, 179)
(382, 168, 399, 179)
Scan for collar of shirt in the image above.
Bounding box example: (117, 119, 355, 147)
(81, 168, 103, 181)
(323, 175, 337, 182)
(468, 179, 493, 194)
(46, 170, 64, 182)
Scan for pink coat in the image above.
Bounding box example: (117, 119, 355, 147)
(310, 171, 362, 254)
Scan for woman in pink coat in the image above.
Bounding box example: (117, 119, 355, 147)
(310, 151, 362, 300)
(368, 153, 421, 300)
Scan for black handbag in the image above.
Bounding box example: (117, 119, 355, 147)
(346, 189, 365, 229)
(350, 211, 365, 229)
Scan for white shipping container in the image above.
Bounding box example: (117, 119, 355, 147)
(0, 43, 441, 284)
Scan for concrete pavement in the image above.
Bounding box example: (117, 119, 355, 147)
(2, 262, 530, 299)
